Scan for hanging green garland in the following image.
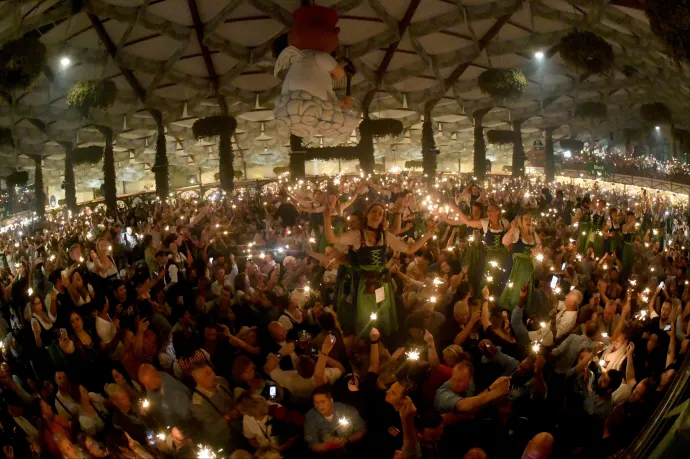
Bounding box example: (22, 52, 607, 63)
(192, 116, 238, 140)
(646, 1, 690, 65)
(32, 156, 45, 219)
(63, 145, 77, 213)
(559, 31, 614, 75)
(358, 118, 404, 138)
(71, 145, 103, 165)
(421, 119, 438, 180)
(574, 102, 608, 119)
(67, 80, 118, 115)
(405, 160, 423, 169)
(0, 35, 46, 91)
(640, 103, 672, 125)
(559, 138, 585, 152)
(477, 68, 527, 99)
(7, 170, 29, 187)
(0, 127, 14, 147)
(273, 166, 290, 175)
(486, 130, 519, 145)
(192, 116, 238, 191)
(153, 122, 169, 201)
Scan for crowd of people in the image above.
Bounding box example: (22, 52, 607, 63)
(0, 172, 688, 459)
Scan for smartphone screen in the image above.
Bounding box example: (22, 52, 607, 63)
(550, 276, 558, 289)
(659, 281, 665, 290)
(663, 324, 671, 332)
(269, 386, 277, 399)
(561, 262, 566, 271)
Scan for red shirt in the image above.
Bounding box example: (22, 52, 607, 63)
(421, 364, 453, 406)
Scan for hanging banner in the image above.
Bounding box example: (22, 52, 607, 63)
(587, 162, 613, 178)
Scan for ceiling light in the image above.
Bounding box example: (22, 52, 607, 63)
(60, 57, 71, 68)
(534, 51, 545, 60)
(655, 126, 660, 130)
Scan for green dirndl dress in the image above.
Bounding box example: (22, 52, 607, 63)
(576, 210, 592, 254)
(334, 250, 357, 335)
(608, 219, 623, 258)
(339, 230, 398, 337)
(499, 238, 536, 312)
(462, 228, 484, 298)
(483, 223, 510, 297)
(589, 212, 606, 258)
(621, 231, 635, 279)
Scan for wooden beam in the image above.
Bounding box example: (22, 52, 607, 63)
(362, 0, 421, 114)
(87, 13, 145, 103)
(607, 0, 645, 11)
(187, 0, 228, 114)
(425, 12, 514, 114)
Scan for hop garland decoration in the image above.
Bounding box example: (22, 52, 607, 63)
(192, 116, 238, 140)
(646, 1, 690, 65)
(66, 80, 118, 115)
(405, 160, 423, 169)
(559, 138, 585, 152)
(358, 118, 403, 138)
(7, 170, 29, 187)
(640, 103, 672, 125)
(0, 127, 14, 147)
(574, 102, 608, 120)
(559, 31, 614, 75)
(477, 68, 527, 99)
(71, 145, 103, 165)
(486, 130, 520, 145)
(0, 36, 46, 92)
(273, 166, 290, 175)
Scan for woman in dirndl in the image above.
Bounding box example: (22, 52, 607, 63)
(605, 208, 623, 258)
(574, 197, 593, 254)
(498, 213, 541, 312)
(621, 211, 637, 281)
(324, 202, 437, 337)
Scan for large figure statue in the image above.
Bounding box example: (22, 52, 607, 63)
(273, 4, 360, 142)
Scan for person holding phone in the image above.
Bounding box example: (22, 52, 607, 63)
(187, 355, 240, 453)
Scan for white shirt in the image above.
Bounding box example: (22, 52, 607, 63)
(243, 414, 278, 447)
(337, 230, 410, 252)
(282, 50, 337, 101)
(95, 315, 125, 359)
(528, 301, 577, 346)
(269, 367, 341, 400)
(480, 218, 511, 234)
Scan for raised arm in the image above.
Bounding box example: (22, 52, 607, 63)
(503, 226, 518, 247)
(368, 328, 381, 374)
(323, 204, 343, 245)
(625, 342, 636, 386)
(453, 376, 510, 413)
(424, 330, 440, 368)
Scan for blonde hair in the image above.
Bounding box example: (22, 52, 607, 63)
(236, 392, 269, 419)
(516, 212, 537, 242)
(442, 344, 465, 365)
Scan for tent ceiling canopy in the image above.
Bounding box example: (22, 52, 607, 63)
(0, 0, 687, 184)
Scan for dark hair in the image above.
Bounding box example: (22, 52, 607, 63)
(296, 355, 316, 379)
(155, 250, 167, 258)
(143, 234, 153, 247)
(578, 305, 597, 324)
(48, 269, 63, 285)
(163, 234, 177, 249)
(607, 369, 624, 393)
(91, 293, 108, 313)
(311, 383, 333, 399)
(317, 310, 336, 332)
(455, 281, 471, 301)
